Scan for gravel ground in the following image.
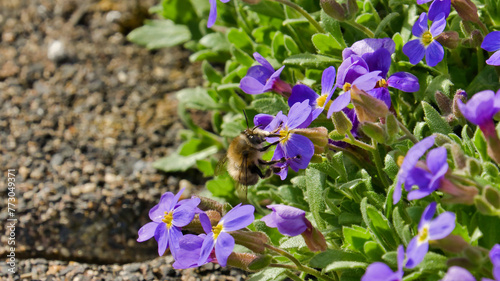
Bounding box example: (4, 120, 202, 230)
(0, 0, 246, 279)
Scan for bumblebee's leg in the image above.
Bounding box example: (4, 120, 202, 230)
(258, 157, 286, 165)
(249, 164, 266, 178)
(258, 141, 280, 152)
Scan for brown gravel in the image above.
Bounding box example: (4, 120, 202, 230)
(0, 0, 245, 279)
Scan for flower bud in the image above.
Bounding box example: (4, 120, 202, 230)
(345, 0, 358, 20)
(431, 234, 469, 253)
(435, 31, 460, 49)
(452, 89, 468, 119)
(226, 252, 261, 271)
(434, 133, 452, 146)
(329, 130, 346, 140)
(360, 122, 386, 144)
(450, 143, 467, 170)
(385, 113, 399, 138)
(471, 30, 484, 48)
(440, 178, 478, 205)
(451, 0, 479, 23)
(247, 254, 273, 271)
(463, 246, 485, 266)
(484, 186, 500, 209)
(301, 220, 327, 252)
(331, 111, 353, 136)
(466, 158, 482, 177)
(194, 195, 225, 214)
(475, 196, 496, 216)
(350, 85, 389, 123)
(435, 91, 452, 115)
(294, 127, 329, 154)
(231, 230, 270, 253)
(310, 154, 324, 163)
(320, 0, 346, 21)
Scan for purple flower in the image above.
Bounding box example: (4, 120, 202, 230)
(207, 0, 230, 28)
(288, 66, 337, 119)
(362, 245, 405, 281)
(393, 135, 436, 204)
(265, 100, 315, 179)
(405, 147, 448, 200)
(457, 90, 500, 137)
(137, 188, 201, 257)
(488, 244, 500, 281)
(482, 31, 500, 66)
(403, 12, 446, 67)
(417, 0, 451, 21)
(328, 55, 382, 117)
(441, 266, 476, 281)
(173, 234, 214, 269)
(198, 204, 255, 267)
(342, 38, 396, 62)
(261, 205, 309, 236)
(405, 202, 455, 268)
(240, 53, 291, 95)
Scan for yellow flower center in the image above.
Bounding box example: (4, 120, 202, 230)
(376, 78, 388, 88)
(212, 224, 224, 240)
(162, 211, 174, 228)
(316, 94, 333, 110)
(421, 31, 433, 47)
(343, 83, 352, 92)
(279, 126, 292, 143)
(418, 225, 429, 243)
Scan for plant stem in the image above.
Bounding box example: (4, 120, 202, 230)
(477, 47, 485, 73)
(345, 20, 375, 38)
(265, 244, 337, 281)
(344, 131, 376, 151)
(371, 140, 391, 189)
(284, 270, 303, 281)
(271, 0, 325, 33)
(396, 120, 418, 144)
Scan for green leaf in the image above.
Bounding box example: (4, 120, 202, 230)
(343, 225, 372, 252)
(196, 159, 215, 177)
(331, 152, 348, 182)
(176, 87, 220, 110)
(200, 32, 230, 52)
(414, 252, 448, 272)
(312, 33, 343, 55)
(272, 31, 287, 62)
(422, 101, 452, 135)
(276, 185, 308, 209)
(127, 20, 191, 49)
(230, 46, 254, 67)
(309, 249, 365, 268)
(473, 127, 488, 161)
(245, 0, 286, 19)
(251, 93, 289, 115)
(227, 28, 253, 51)
(392, 207, 411, 245)
(279, 235, 307, 249)
(320, 10, 346, 48)
(247, 268, 287, 281)
(383, 153, 399, 181)
(306, 168, 327, 230)
(206, 173, 237, 199)
(374, 12, 400, 37)
(153, 146, 218, 172)
(283, 35, 300, 55)
(361, 198, 399, 251)
(424, 75, 453, 102)
(283, 53, 342, 68)
(364, 241, 385, 261)
(325, 261, 368, 272)
(466, 66, 500, 94)
(202, 60, 223, 84)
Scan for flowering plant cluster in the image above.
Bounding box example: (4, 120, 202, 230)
(129, 0, 500, 279)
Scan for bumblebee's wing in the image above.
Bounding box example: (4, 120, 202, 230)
(215, 155, 228, 176)
(236, 155, 248, 202)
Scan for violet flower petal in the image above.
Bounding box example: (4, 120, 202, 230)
(322, 66, 337, 95)
(207, 0, 217, 28)
(149, 192, 174, 222)
(362, 48, 392, 78)
(155, 223, 169, 256)
(263, 205, 308, 236)
(172, 203, 197, 227)
(286, 100, 312, 129)
(425, 40, 444, 67)
(368, 87, 392, 108)
(327, 91, 352, 116)
(220, 204, 255, 232)
(254, 114, 274, 128)
(288, 85, 318, 108)
(413, 13, 428, 37)
(168, 225, 183, 258)
(283, 134, 314, 171)
(403, 39, 426, 65)
(137, 222, 158, 242)
(430, 13, 447, 36)
(198, 232, 216, 266)
(394, 135, 436, 203)
(253, 52, 274, 72)
(428, 212, 456, 240)
(482, 31, 500, 52)
(486, 50, 500, 66)
(215, 232, 235, 267)
(457, 90, 498, 126)
(240, 76, 267, 95)
(428, 0, 450, 21)
(264, 66, 285, 92)
(362, 262, 398, 281)
(387, 72, 420, 92)
(406, 236, 429, 268)
(343, 38, 396, 60)
(172, 234, 206, 269)
(419, 202, 437, 230)
(441, 266, 476, 281)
